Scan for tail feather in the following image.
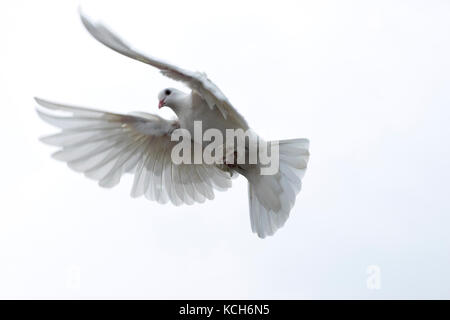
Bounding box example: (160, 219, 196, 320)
(247, 138, 309, 238)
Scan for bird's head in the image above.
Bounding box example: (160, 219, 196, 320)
(157, 88, 186, 111)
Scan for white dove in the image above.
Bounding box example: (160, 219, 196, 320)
(36, 12, 310, 238)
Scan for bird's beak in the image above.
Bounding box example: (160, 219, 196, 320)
(158, 99, 165, 109)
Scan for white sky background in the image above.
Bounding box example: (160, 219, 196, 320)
(0, 0, 449, 299)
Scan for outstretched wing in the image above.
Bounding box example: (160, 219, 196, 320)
(36, 98, 232, 205)
(79, 11, 248, 129)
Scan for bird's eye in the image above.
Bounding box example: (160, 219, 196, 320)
(165, 89, 171, 95)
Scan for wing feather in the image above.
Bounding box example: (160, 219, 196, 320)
(80, 12, 248, 129)
(36, 97, 231, 205)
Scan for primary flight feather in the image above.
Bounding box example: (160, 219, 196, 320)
(36, 11, 310, 238)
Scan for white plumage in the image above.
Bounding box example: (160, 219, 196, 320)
(36, 12, 310, 238)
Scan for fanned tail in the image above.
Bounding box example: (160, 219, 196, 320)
(247, 138, 309, 238)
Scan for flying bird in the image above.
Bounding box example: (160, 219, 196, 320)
(36, 12, 310, 238)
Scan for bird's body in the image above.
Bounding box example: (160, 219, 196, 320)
(36, 12, 310, 238)
(173, 90, 248, 139)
